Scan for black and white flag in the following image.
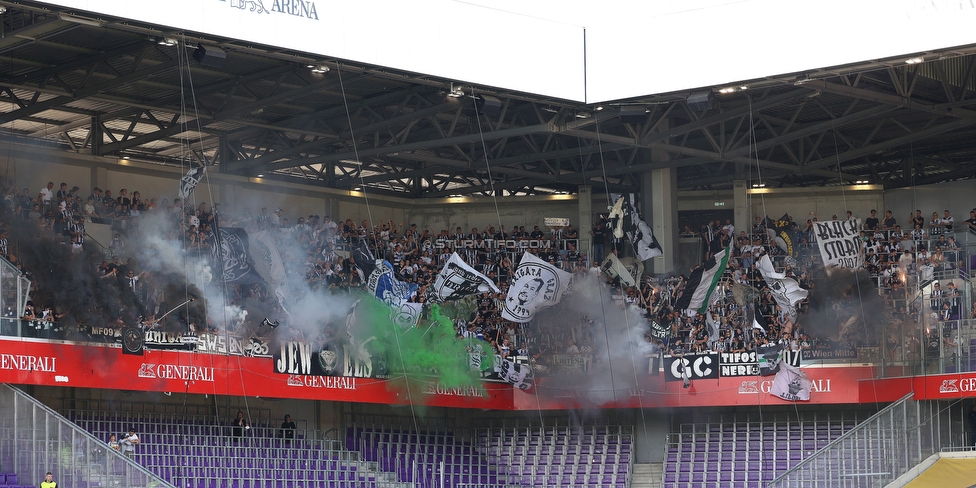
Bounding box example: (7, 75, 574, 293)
(352, 239, 376, 280)
(758, 343, 783, 376)
(432, 253, 500, 302)
(756, 254, 808, 320)
(674, 246, 731, 313)
(624, 194, 663, 261)
(178, 165, 206, 199)
(212, 226, 263, 284)
(813, 219, 863, 270)
(770, 361, 811, 401)
(609, 195, 663, 261)
(498, 357, 534, 390)
(601, 253, 637, 287)
(501, 253, 572, 323)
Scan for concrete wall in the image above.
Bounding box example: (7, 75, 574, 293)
(405, 195, 584, 234)
(884, 180, 976, 229)
(746, 186, 884, 226)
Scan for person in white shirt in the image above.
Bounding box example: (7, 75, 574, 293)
(39, 181, 54, 212)
(121, 429, 139, 458)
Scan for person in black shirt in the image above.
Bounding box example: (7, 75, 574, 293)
(591, 218, 606, 264)
(882, 210, 896, 230)
(911, 210, 925, 230)
(116, 188, 132, 208)
(965, 209, 976, 231)
(865, 209, 879, 231)
(279, 414, 296, 444)
(231, 411, 249, 439)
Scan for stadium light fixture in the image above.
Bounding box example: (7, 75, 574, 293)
(904, 56, 924, 64)
(310, 64, 330, 74)
(447, 83, 465, 98)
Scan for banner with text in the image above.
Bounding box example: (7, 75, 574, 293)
(814, 219, 863, 269)
(663, 353, 720, 382)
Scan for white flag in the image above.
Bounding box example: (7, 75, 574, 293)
(756, 254, 808, 315)
(178, 165, 206, 199)
(770, 361, 811, 401)
(501, 253, 572, 323)
(432, 253, 500, 301)
(813, 219, 863, 270)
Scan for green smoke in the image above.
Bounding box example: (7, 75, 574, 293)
(352, 296, 491, 391)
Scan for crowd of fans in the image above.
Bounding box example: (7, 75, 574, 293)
(1, 177, 973, 372)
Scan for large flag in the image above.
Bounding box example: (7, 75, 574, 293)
(431, 253, 500, 301)
(501, 252, 572, 323)
(366, 260, 418, 308)
(770, 361, 812, 401)
(178, 165, 206, 199)
(498, 357, 534, 390)
(609, 195, 663, 261)
(813, 219, 863, 270)
(212, 226, 263, 284)
(756, 254, 808, 320)
(674, 246, 731, 313)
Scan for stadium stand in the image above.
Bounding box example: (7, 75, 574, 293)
(60, 402, 401, 488)
(345, 421, 632, 488)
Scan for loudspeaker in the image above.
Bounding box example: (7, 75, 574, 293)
(193, 45, 226, 68)
(687, 91, 716, 112)
(476, 95, 502, 117)
(619, 106, 646, 125)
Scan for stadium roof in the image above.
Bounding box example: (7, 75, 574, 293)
(1, 1, 976, 198)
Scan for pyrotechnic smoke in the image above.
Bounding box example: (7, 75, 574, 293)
(530, 273, 654, 405)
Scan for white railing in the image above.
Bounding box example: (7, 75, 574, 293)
(769, 393, 966, 487)
(0, 384, 171, 488)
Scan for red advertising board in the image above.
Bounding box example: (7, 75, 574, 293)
(0, 338, 880, 409)
(517, 365, 876, 410)
(909, 372, 976, 400)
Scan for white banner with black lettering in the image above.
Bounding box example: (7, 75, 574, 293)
(813, 219, 863, 269)
(663, 353, 720, 382)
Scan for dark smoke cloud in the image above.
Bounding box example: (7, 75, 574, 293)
(800, 268, 886, 343)
(529, 274, 654, 405)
